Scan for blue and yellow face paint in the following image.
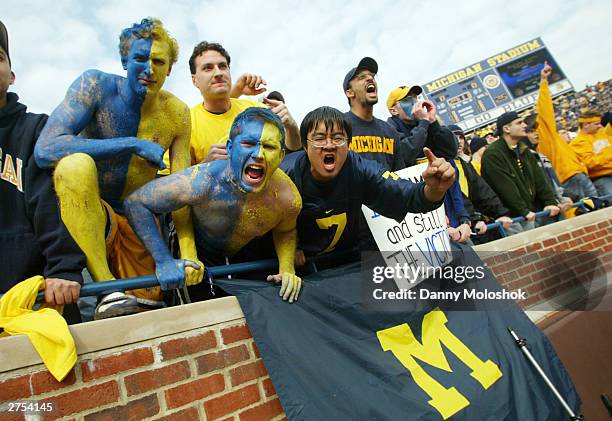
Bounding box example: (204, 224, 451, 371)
(399, 96, 417, 118)
(123, 37, 172, 100)
(228, 119, 284, 193)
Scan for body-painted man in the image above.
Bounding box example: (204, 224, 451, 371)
(125, 108, 302, 303)
(34, 18, 202, 317)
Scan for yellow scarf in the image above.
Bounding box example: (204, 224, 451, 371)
(455, 160, 469, 196)
(0, 276, 76, 381)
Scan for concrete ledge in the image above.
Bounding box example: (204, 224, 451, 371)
(0, 296, 244, 373)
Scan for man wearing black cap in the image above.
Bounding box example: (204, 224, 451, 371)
(387, 85, 457, 165)
(342, 57, 405, 171)
(481, 111, 560, 229)
(0, 20, 85, 320)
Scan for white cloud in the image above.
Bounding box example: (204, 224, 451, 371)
(3, 0, 611, 123)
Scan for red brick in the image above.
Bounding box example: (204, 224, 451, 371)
(155, 407, 199, 421)
(525, 242, 543, 253)
(0, 375, 31, 401)
(496, 252, 512, 263)
(0, 412, 24, 421)
(596, 221, 608, 229)
(196, 345, 250, 375)
(44, 380, 119, 419)
(497, 270, 519, 286)
(230, 360, 268, 386)
(221, 324, 252, 345)
(262, 378, 276, 397)
(543, 275, 561, 288)
(160, 331, 217, 360)
(252, 342, 260, 359)
(165, 374, 225, 409)
(540, 286, 558, 300)
(507, 276, 532, 291)
(558, 233, 571, 242)
(582, 233, 597, 243)
(533, 259, 551, 271)
(84, 394, 159, 421)
(583, 225, 597, 233)
(527, 283, 544, 296)
(542, 238, 557, 247)
(570, 228, 587, 238)
(30, 369, 76, 395)
(239, 399, 283, 421)
(81, 348, 153, 382)
(125, 361, 190, 396)
(551, 242, 569, 251)
(204, 384, 260, 420)
(517, 264, 535, 277)
(492, 260, 517, 275)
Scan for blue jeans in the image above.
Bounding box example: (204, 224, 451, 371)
(592, 176, 612, 197)
(562, 173, 598, 199)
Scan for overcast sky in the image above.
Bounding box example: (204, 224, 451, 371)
(3, 0, 611, 123)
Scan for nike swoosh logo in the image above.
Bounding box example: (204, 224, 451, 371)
(325, 209, 334, 214)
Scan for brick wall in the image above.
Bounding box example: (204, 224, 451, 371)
(475, 215, 611, 309)
(0, 321, 284, 421)
(0, 209, 610, 420)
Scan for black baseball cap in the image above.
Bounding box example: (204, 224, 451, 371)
(448, 125, 464, 136)
(343, 57, 377, 91)
(496, 111, 520, 134)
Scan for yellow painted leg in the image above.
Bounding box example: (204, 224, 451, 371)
(53, 153, 114, 282)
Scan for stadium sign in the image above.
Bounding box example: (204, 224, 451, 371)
(422, 38, 573, 132)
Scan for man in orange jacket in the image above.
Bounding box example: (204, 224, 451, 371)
(570, 109, 612, 196)
(535, 62, 598, 199)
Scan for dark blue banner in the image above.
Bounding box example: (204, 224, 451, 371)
(217, 247, 580, 420)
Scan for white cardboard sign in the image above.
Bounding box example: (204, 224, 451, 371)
(362, 163, 451, 289)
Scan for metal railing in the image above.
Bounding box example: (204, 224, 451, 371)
(1, 195, 609, 303)
(0, 249, 357, 303)
(480, 193, 611, 238)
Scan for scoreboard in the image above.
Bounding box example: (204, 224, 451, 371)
(422, 38, 573, 132)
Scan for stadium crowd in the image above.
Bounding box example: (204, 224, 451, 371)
(0, 17, 610, 324)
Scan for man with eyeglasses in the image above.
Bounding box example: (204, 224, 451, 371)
(281, 106, 453, 267)
(386, 85, 458, 165)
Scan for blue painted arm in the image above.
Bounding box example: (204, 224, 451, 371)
(34, 70, 165, 169)
(124, 167, 202, 290)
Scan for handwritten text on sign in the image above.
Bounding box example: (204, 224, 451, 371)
(362, 164, 451, 289)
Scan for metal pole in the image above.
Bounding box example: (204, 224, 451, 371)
(508, 328, 583, 421)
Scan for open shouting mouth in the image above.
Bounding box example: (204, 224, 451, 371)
(243, 163, 266, 187)
(366, 83, 377, 94)
(323, 153, 336, 172)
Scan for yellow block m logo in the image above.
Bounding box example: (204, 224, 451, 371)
(377, 308, 503, 419)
